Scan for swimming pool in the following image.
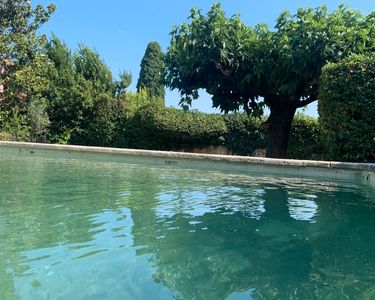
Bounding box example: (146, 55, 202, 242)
(1, 143, 375, 299)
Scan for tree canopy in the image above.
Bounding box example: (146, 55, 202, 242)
(137, 41, 165, 100)
(165, 4, 375, 157)
(44, 36, 127, 144)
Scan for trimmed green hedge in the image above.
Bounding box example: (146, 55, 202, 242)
(223, 113, 266, 156)
(319, 54, 375, 162)
(114, 104, 319, 159)
(121, 105, 229, 151)
(287, 114, 322, 160)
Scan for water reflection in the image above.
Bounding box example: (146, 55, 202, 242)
(130, 178, 375, 299)
(0, 155, 374, 299)
(133, 187, 315, 299)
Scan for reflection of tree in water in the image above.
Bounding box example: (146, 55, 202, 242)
(130, 181, 375, 299)
(1, 156, 375, 299)
(306, 188, 375, 299)
(129, 185, 312, 299)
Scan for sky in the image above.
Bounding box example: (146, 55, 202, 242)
(34, 0, 375, 116)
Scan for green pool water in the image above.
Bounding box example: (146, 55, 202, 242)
(0, 151, 375, 299)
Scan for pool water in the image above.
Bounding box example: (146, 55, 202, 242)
(0, 153, 375, 299)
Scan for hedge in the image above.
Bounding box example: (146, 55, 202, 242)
(287, 114, 322, 160)
(0, 97, 321, 159)
(120, 105, 228, 151)
(319, 54, 375, 162)
(223, 113, 266, 156)
(114, 104, 319, 159)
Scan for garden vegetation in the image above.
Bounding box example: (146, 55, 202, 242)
(0, 1, 374, 162)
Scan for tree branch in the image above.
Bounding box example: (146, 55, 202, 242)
(296, 95, 317, 108)
(209, 59, 232, 77)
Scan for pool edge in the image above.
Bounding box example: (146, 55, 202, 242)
(1, 141, 375, 186)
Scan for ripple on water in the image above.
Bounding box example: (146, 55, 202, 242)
(0, 154, 374, 299)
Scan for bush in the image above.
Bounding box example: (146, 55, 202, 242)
(119, 89, 164, 118)
(70, 93, 118, 146)
(122, 105, 227, 151)
(0, 108, 30, 141)
(287, 114, 322, 160)
(27, 99, 50, 141)
(0, 132, 13, 141)
(115, 104, 319, 158)
(224, 114, 266, 156)
(319, 54, 375, 162)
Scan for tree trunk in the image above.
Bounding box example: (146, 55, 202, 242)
(265, 101, 296, 158)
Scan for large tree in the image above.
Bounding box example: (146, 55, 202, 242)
(44, 36, 128, 145)
(165, 4, 375, 158)
(137, 41, 165, 100)
(44, 36, 92, 142)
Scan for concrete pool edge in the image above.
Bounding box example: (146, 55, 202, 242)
(1, 141, 375, 185)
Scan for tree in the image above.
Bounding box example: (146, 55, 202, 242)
(115, 70, 132, 96)
(44, 36, 92, 142)
(137, 41, 165, 100)
(165, 4, 375, 157)
(0, 0, 55, 141)
(0, 0, 55, 107)
(44, 36, 129, 145)
(74, 45, 115, 95)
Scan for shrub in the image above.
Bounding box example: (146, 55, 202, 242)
(0, 132, 13, 141)
(287, 114, 322, 160)
(69, 93, 115, 146)
(122, 105, 227, 151)
(319, 54, 375, 162)
(118, 89, 164, 118)
(224, 114, 266, 156)
(27, 99, 50, 141)
(0, 108, 30, 141)
(115, 104, 319, 158)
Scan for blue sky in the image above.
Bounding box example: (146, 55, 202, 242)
(34, 0, 375, 116)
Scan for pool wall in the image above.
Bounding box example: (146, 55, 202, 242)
(1, 141, 374, 186)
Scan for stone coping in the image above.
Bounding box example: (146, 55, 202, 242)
(1, 141, 374, 173)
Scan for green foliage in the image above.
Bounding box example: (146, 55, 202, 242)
(44, 36, 129, 144)
(287, 115, 322, 160)
(319, 54, 375, 162)
(166, 3, 375, 114)
(69, 93, 118, 146)
(0, 108, 30, 141)
(137, 42, 165, 100)
(74, 45, 115, 95)
(119, 89, 164, 118)
(223, 114, 266, 156)
(165, 3, 375, 157)
(26, 98, 49, 141)
(44, 37, 90, 142)
(165, 4, 258, 113)
(115, 70, 132, 96)
(0, 0, 55, 107)
(0, 131, 12, 141)
(116, 106, 317, 159)
(121, 105, 227, 150)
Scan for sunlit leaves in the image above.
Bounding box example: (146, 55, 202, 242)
(0, 0, 55, 106)
(165, 3, 259, 114)
(165, 4, 375, 113)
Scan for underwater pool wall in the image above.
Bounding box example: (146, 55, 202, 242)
(0, 141, 374, 187)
